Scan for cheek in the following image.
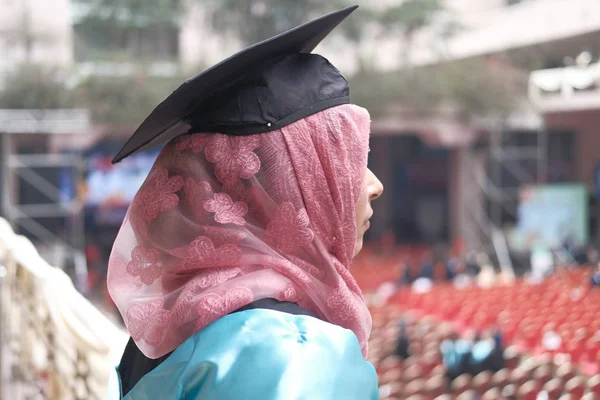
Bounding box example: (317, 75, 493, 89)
(355, 188, 369, 223)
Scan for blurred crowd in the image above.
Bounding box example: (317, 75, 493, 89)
(396, 251, 504, 290)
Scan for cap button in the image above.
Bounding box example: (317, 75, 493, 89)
(267, 123, 272, 127)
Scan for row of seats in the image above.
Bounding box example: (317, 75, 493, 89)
(389, 269, 600, 366)
(366, 300, 600, 399)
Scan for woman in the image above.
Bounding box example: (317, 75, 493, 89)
(107, 6, 383, 399)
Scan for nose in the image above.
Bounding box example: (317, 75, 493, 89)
(367, 169, 384, 201)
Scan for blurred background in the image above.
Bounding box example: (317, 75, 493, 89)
(1, 0, 600, 399)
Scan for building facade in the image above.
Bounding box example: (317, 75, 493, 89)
(0, 0, 73, 81)
(2, 0, 599, 250)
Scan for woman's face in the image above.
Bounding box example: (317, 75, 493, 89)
(354, 168, 384, 257)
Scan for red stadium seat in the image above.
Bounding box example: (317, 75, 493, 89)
(533, 364, 553, 385)
(518, 381, 540, 400)
(451, 374, 471, 395)
(501, 384, 518, 399)
(472, 371, 493, 394)
(380, 368, 403, 385)
(543, 378, 564, 399)
(402, 364, 423, 383)
(378, 355, 403, 375)
(582, 394, 600, 400)
(424, 375, 446, 398)
(556, 363, 576, 382)
(492, 369, 511, 388)
(482, 388, 501, 400)
(511, 367, 530, 387)
(403, 379, 426, 397)
(565, 376, 586, 398)
(589, 374, 600, 394)
(457, 391, 478, 400)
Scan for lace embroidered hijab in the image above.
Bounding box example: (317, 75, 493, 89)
(107, 104, 373, 359)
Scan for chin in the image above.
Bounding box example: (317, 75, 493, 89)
(354, 238, 364, 258)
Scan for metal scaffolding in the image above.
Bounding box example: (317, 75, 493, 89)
(0, 109, 90, 286)
(464, 112, 547, 274)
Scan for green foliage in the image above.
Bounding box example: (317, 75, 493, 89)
(72, 74, 184, 124)
(0, 64, 184, 123)
(0, 65, 74, 109)
(438, 58, 526, 117)
(74, 0, 180, 28)
(205, 0, 371, 46)
(379, 0, 443, 38)
(204, 0, 445, 48)
(73, 0, 181, 60)
(350, 58, 526, 118)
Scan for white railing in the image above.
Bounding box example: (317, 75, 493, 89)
(0, 109, 90, 135)
(0, 217, 128, 400)
(529, 62, 600, 112)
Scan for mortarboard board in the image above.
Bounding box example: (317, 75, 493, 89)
(112, 5, 359, 163)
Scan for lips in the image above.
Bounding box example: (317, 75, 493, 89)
(364, 209, 373, 229)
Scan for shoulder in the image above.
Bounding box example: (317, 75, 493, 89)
(124, 309, 379, 400)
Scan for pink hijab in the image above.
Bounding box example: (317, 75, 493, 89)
(107, 104, 372, 359)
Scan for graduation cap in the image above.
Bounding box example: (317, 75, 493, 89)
(112, 5, 359, 163)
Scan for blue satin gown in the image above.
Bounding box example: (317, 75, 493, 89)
(109, 309, 379, 399)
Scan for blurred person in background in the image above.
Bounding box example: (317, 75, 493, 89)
(395, 254, 412, 286)
(106, 7, 384, 399)
(465, 251, 482, 276)
(441, 331, 473, 383)
(586, 245, 600, 265)
(418, 251, 435, 280)
(394, 319, 411, 359)
(441, 328, 505, 386)
(476, 254, 497, 289)
(591, 263, 600, 288)
(446, 256, 462, 281)
(467, 328, 505, 375)
(530, 240, 554, 283)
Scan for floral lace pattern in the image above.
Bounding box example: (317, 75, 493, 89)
(127, 299, 171, 347)
(266, 202, 314, 253)
(203, 226, 247, 247)
(193, 287, 254, 330)
(126, 246, 162, 285)
(108, 104, 373, 360)
(326, 285, 361, 326)
(288, 255, 325, 280)
(175, 134, 209, 153)
(204, 193, 248, 226)
(139, 168, 184, 221)
(184, 179, 213, 219)
(180, 236, 241, 271)
(278, 284, 300, 303)
(189, 267, 241, 289)
(205, 136, 261, 184)
(225, 181, 268, 221)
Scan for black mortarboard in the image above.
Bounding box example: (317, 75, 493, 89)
(112, 5, 359, 163)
